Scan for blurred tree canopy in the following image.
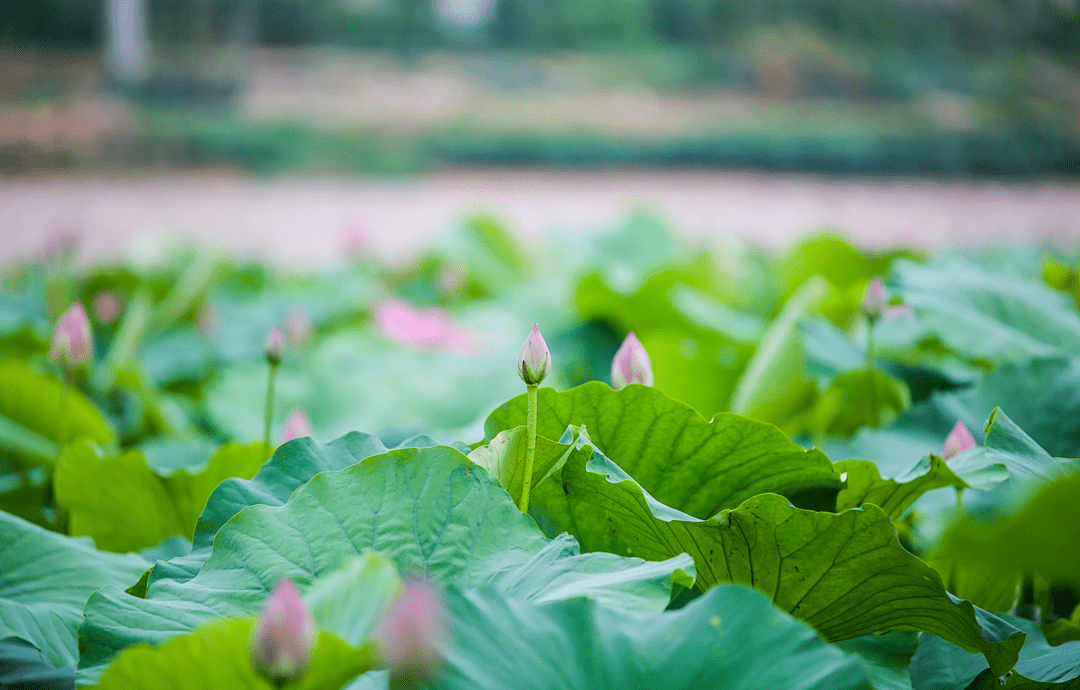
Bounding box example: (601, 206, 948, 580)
(2, 0, 1077, 62)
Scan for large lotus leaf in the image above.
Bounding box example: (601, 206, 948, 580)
(205, 330, 521, 443)
(484, 382, 841, 519)
(836, 632, 919, 690)
(79, 446, 694, 670)
(934, 471, 1080, 589)
(467, 426, 579, 510)
(0, 637, 75, 690)
(912, 615, 1080, 690)
(0, 511, 149, 668)
(148, 433, 438, 587)
(728, 276, 827, 432)
(0, 360, 114, 465)
(436, 584, 870, 690)
(91, 618, 372, 690)
(542, 443, 1024, 677)
(54, 440, 264, 553)
(815, 368, 911, 437)
(890, 257, 1080, 364)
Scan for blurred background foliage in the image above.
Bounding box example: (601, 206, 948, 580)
(2, 0, 1078, 175)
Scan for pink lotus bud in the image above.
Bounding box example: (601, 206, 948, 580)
(374, 298, 479, 354)
(862, 276, 888, 321)
(49, 303, 93, 371)
(264, 326, 286, 366)
(280, 408, 313, 443)
(92, 291, 121, 325)
(377, 580, 446, 685)
(611, 331, 653, 390)
(250, 579, 317, 681)
(517, 323, 551, 385)
(285, 309, 313, 347)
(942, 420, 976, 460)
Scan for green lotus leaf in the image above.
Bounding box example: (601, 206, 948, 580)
(0, 511, 149, 667)
(485, 382, 841, 519)
(54, 440, 265, 553)
(79, 445, 693, 673)
(90, 618, 372, 690)
(0, 360, 114, 465)
(436, 584, 870, 690)
(537, 440, 1024, 677)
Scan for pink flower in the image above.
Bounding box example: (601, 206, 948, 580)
(285, 309, 313, 347)
(517, 323, 552, 386)
(264, 326, 286, 365)
(942, 420, 976, 460)
(611, 331, 653, 389)
(378, 580, 446, 685)
(49, 303, 93, 371)
(92, 291, 121, 325)
(862, 276, 914, 322)
(250, 579, 317, 681)
(342, 221, 370, 259)
(280, 408, 313, 443)
(373, 298, 478, 354)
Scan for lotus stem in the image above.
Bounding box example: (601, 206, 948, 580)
(519, 383, 538, 512)
(57, 375, 68, 459)
(264, 363, 278, 459)
(867, 319, 879, 428)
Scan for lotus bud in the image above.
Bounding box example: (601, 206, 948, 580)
(92, 291, 121, 325)
(285, 308, 313, 346)
(49, 303, 93, 371)
(517, 323, 551, 386)
(611, 331, 653, 389)
(942, 420, 976, 461)
(378, 580, 446, 686)
(861, 276, 888, 322)
(280, 408, 313, 444)
(250, 579, 317, 681)
(264, 326, 285, 366)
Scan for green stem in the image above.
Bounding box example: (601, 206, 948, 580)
(57, 375, 69, 460)
(866, 318, 879, 428)
(264, 363, 278, 459)
(955, 486, 964, 513)
(518, 384, 538, 512)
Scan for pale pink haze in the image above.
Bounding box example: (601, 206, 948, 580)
(264, 326, 286, 363)
(611, 331, 654, 389)
(942, 420, 977, 460)
(40, 225, 79, 263)
(280, 408, 313, 443)
(374, 298, 478, 354)
(517, 323, 551, 385)
(250, 579, 317, 680)
(378, 580, 446, 683)
(49, 303, 93, 370)
(286, 308, 313, 346)
(92, 291, 121, 325)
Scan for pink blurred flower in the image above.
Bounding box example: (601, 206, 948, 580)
(342, 221, 370, 259)
(280, 408, 313, 444)
(942, 420, 976, 460)
(250, 579, 317, 681)
(374, 298, 478, 354)
(49, 303, 93, 371)
(862, 276, 914, 322)
(611, 331, 653, 389)
(517, 323, 551, 385)
(378, 580, 446, 685)
(264, 326, 286, 365)
(92, 291, 121, 325)
(285, 308, 313, 347)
